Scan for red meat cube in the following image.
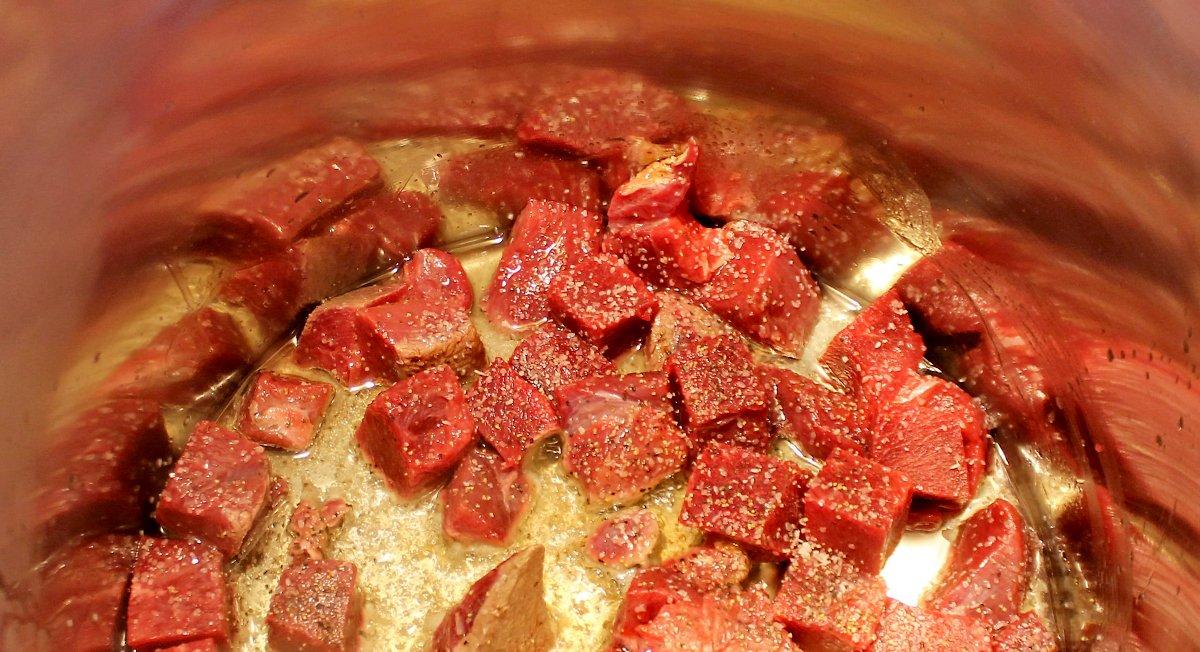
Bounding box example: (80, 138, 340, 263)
(218, 252, 303, 332)
(773, 542, 888, 652)
(155, 421, 271, 557)
(267, 559, 361, 652)
(102, 307, 250, 404)
(483, 199, 603, 329)
(992, 612, 1057, 652)
(437, 144, 602, 216)
(665, 541, 752, 591)
(803, 448, 912, 573)
(441, 446, 532, 545)
(634, 589, 800, 652)
(195, 137, 381, 252)
(33, 399, 172, 547)
(587, 508, 661, 568)
(294, 280, 408, 386)
(36, 535, 139, 652)
(556, 371, 673, 429)
(895, 243, 987, 337)
(547, 254, 659, 351)
(126, 538, 229, 649)
(923, 499, 1031, 627)
(288, 498, 350, 563)
(157, 640, 219, 651)
(820, 289, 925, 403)
(430, 546, 555, 652)
(466, 358, 560, 468)
(768, 368, 866, 459)
(237, 372, 334, 451)
(643, 291, 736, 370)
(607, 138, 697, 227)
(365, 189, 443, 261)
(872, 375, 985, 507)
(516, 69, 692, 158)
(668, 335, 773, 450)
(613, 566, 706, 642)
(508, 322, 614, 397)
(354, 365, 475, 497)
(870, 599, 992, 652)
(696, 221, 822, 354)
(679, 442, 809, 557)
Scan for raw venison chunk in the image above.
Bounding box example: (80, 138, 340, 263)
(293, 279, 409, 385)
(126, 538, 229, 649)
(466, 358, 560, 468)
(36, 535, 139, 652)
(679, 442, 808, 558)
(992, 612, 1057, 652)
(773, 542, 888, 652)
(669, 334, 773, 450)
(587, 508, 661, 568)
(430, 546, 556, 652)
(547, 253, 659, 351)
(288, 498, 350, 563)
(437, 144, 602, 216)
(442, 446, 532, 545)
(217, 252, 303, 332)
(237, 371, 334, 451)
(355, 365, 475, 497)
(895, 243, 986, 337)
(643, 291, 737, 370)
(612, 566, 705, 642)
(157, 640, 219, 651)
(803, 448, 912, 573)
(820, 289, 925, 404)
(267, 559, 361, 652)
(483, 200, 603, 330)
(155, 421, 270, 557)
(508, 322, 614, 397)
(665, 541, 752, 591)
(633, 589, 800, 652)
(870, 599, 991, 652)
(767, 367, 866, 459)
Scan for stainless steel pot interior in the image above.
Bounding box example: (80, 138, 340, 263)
(1, 1, 1198, 649)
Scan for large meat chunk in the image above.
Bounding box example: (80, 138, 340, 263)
(895, 244, 985, 337)
(442, 446, 532, 545)
(466, 358, 560, 468)
(613, 566, 705, 642)
(547, 254, 659, 352)
(437, 144, 602, 216)
(36, 535, 139, 652)
(430, 546, 556, 652)
(773, 542, 887, 652)
(157, 640, 219, 651)
(294, 279, 410, 386)
(155, 421, 270, 557)
(820, 289, 925, 404)
(803, 448, 912, 573)
(483, 200, 603, 330)
(508, 322, 614, 397)
(267, 559, 362, 652)
(643, 291, 736, 370)
(679, 442, 808, 557)
(126, 538, 229, 649)
(768, 368, 866, 459)
(236, 371, 334, 451)
(586, 508, 661, 568)
(669, 335, 773, 450)
(354, 365, 475, 497)
(992, 612, 1057, 652)
(869, 599, 991, 652)
(633, 589, 800, 652)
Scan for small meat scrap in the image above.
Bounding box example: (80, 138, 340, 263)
(126, 538, 229, 649)
(195, 137, 382, 252)
(442, 446, 533, 545)
(992, 612, 1057, 652)
(483, 199, 603, 330)
(267, 559, 362, 652)
(587, 508, 661, 568)
(36, 535, 139, 652)
(643, 291, 737, 371)
(923, 499, 1031, 627)
(870, 599, 992, 652)
(288, 498, 350, 563)
(633, 589, 800, 652)
(509, 322, 614, 397)
(430, 546, 556, 652)
(803, 447, 912, 574)
(355, 365, 475, 498)
(679, 442, 809, 558)
(820, 289, 925, 404)
(772, 542, 888, 651)
(668, 334, 773, 450)
(665, 540, 752, 591)
(437, 144, 602, 216)
(547, 253, 659, 352)
(466, 358, 560, 468)
(767, 367, 866, 460)
(237, 371, 334, 451)
(155, 421, 270, 558)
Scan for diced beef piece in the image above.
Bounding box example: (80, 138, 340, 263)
(870, 599, 992, 652)
(157, 640, 219, 651)
(803, 448, 912, 573)
(923, 500, 1031, 627)
(237, 372, 334, 451)
(556, 371, 673, 429)
(547, 254, 659, 351)
(587, 508, 660, 568)
(612, 566, 706, 643)
(680, 442, 808, 557)
(126, 538, 229, 649)
(294, 280, 408, 386)
(483, 200, 603, 330)
(633, 589, 800, 652)
(668, 335, 773, 450)
(442, 446, 532, 545)
(437, 144, 602, 217)
(773, 542, 888, 652)
(34, 399, 171, 547)
(596, 136, 683, 191)
(218, 251, 303, 332)
(820, 289, 924, 404)
(430, 546, 556, 652)
(508, 323, 614, 397)
(354, 365, 475, 498)
(696, 221, 822, 354)
(872, 375, 985, 507)
(288, 498, 350, 563)
(643, 291, 736, 370)
(768, 368, 866, 459)
(102, 307, 250, 404)
(195, 137, 381, 252)
(607, 138, 697, 227)
(895, 244, 986, 338)
(517, 69, 692, 158)
(665, 540, 751, 591)
(267, 559, 361, 652)
(36, 535, 139, 652)
(155, 421, 271, 557)
(992, 612, 1057, 652)
(365, 190, 444, 261)
(466, 358, 560, 468)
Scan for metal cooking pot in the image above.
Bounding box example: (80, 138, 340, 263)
(1, 1, 1197, 649)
